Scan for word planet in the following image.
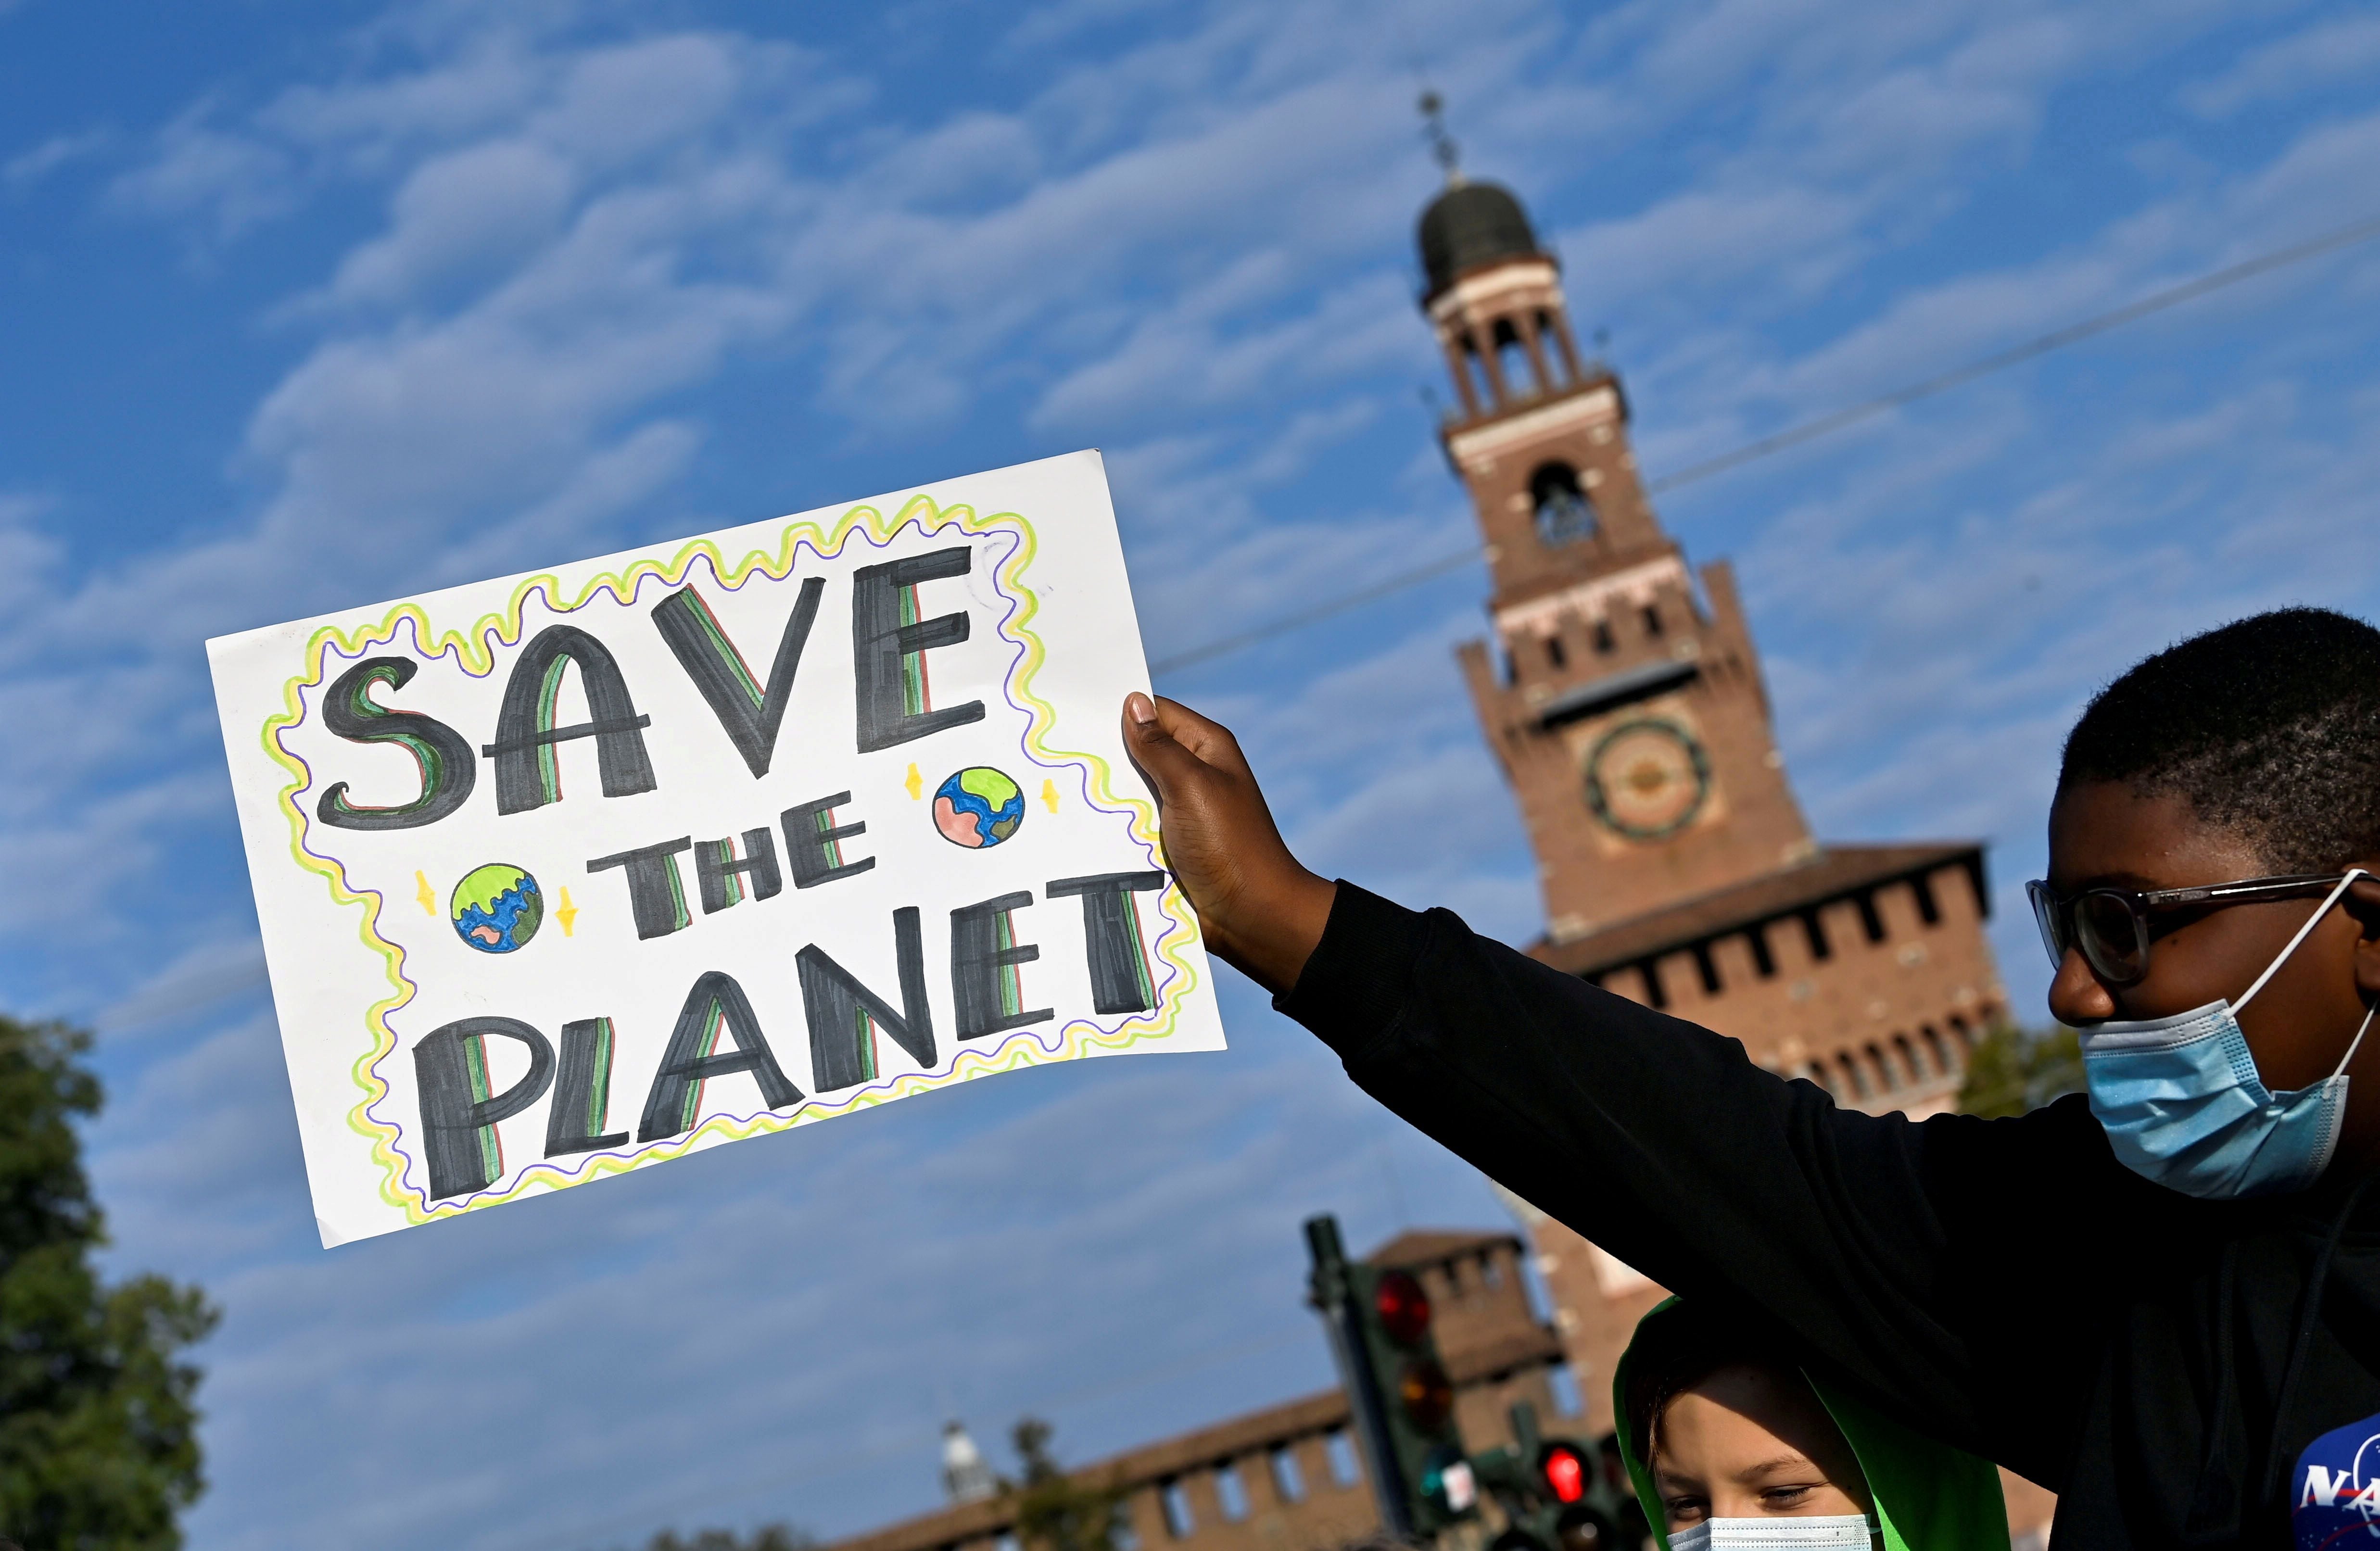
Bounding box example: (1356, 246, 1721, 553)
(933, 767, 1025, 849)
(451, 863, 543, 953)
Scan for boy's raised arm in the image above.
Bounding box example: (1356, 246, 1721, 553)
(1123, 692, 2124, 1488)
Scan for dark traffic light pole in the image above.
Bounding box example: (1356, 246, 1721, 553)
(1304, 1213, 1416, 1538)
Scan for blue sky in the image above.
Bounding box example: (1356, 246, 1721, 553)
(5, 1, 2380, 1546)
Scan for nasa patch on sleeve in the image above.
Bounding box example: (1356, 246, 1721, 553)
(2294, 1413, 2380, 1547)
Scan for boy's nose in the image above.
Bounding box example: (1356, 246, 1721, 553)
(2048, 946, 2118, 1027)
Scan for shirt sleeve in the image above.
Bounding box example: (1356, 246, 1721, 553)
(1276, 881, 2151, 1488)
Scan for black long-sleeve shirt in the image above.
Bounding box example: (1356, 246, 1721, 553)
(1277, 884, 2380, 1550)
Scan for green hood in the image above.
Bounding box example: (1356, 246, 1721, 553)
(1610, 1299, 2010, 1551)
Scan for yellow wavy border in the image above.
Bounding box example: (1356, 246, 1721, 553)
(260, 494, 1203, 1228)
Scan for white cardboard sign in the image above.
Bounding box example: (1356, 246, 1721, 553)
(208, 451, 1224, 1246)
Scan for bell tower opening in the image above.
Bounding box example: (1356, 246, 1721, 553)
(1529, 462, 1596, 547)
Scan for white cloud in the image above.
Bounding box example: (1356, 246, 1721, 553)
(107, 105, 301, 242)
(2185, 10, 2380, 117)
(3, 127, 111, 189)
(320, 138, 578, 306)
(96, 940, 271, 1039)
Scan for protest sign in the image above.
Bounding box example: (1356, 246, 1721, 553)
(208, 451, 1224, 1247)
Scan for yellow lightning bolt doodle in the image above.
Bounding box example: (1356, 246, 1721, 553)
(1041, 778, 1060, 813)
(904, 762, 924, 800)
(556, 887, 579, 937)
(415, 870, 437, 916)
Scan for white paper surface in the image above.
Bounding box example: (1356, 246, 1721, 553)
(207, 451, 1224, 1246)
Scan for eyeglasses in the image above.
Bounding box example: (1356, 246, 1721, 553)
(2026, 872, 2350, 986)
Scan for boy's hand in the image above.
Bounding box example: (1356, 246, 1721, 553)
(1121, 693, 1336, 995)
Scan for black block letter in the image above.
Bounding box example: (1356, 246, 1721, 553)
(414, 1017, 555, 1200)
(1047, 872, 1167, 1014)
(851, 546, 985, 753)
(781, 791, 875, 889)
(482, 625, 657, 815)
(638, 971, 804, 1142)
(316, 657, 477, 830)
(950, 891, 1052, 1041)
(799, 908, 933, 1091)
(544, 1018, 631, 1158)
(696, 828, 782, 914)
(587, 837, 693, 939)
(651, 578, 825, 779)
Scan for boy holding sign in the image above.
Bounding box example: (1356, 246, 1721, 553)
(1124, 606, 2380, 1551)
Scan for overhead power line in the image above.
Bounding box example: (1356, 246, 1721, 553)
(1148, 212, 2380, 678)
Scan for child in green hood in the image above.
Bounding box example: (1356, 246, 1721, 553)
(1612, 1300, 2010, 1551)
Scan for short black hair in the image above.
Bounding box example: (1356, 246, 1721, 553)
(2060, 607, 2380, 871)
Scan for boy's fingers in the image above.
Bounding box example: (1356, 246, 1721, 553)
(1148, 695, 1252, 778)
(1121, 694, 1210, 799)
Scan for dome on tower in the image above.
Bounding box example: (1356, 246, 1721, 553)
(1417, 179, 1544, 300)
(940, 1419, 996, 1504)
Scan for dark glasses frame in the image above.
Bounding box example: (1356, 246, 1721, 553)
(2026, 872, 2348, 986)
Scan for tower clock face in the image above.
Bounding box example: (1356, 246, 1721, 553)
(1584, 718, 1712, 840)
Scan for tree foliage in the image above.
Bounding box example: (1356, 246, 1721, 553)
(1007, 1419, 1124, 1551)
(0, 1016, 217, 1549)
(1957, 1020, 2084, 1119)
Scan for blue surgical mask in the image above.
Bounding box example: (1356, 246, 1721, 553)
(1668, 1516, 1874, 1550)
(2080, 869, 2377, 1199)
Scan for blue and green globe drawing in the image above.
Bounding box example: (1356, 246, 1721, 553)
(452, 863, 543, 953)
(933, 767, 1025, 849)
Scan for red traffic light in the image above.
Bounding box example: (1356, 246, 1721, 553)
(1398, 1357, 1455, 1431)
(1375, 1269, 1431, 1344)
(1537, 1440, 1589, 1504)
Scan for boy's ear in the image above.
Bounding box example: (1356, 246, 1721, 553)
(2347, 870, 2380, 925)
(2348, 871, 2380, 996)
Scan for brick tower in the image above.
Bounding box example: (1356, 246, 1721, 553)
(1415, 149, 2020, 1463)
(1425, 187, 1813, 945)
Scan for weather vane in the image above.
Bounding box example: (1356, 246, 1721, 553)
(1418, 90, 1462, 182)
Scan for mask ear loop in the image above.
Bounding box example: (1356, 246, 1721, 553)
(2236, 868, 2371, 1015)
(2333, 1001, 2378, 1081)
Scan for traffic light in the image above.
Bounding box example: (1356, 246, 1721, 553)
(1535, 1437, 1620, 1549)
(1305, 1214, 1476, 1536)
(1536, 1438, 1590, 1504)
(1483, 1406, 1621, 1551)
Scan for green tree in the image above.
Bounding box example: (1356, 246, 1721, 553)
(0, 1016, 217, 1549)
(644, 1529, 812, 1551)
(1007, 1419, 1124, 1551)
(1958, 1020, 2084, 1119)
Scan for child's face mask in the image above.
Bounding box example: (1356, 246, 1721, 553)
(1667, 1515, 1874, 1549)
(2080, 869, 2376, 1198)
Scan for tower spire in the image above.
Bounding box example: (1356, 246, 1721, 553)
(1418, 90, 1463, 186)
(940, 1419, 995, 1504)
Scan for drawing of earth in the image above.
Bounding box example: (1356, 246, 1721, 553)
(451, 863, 543, 953)
(933, 767, 1025, 849)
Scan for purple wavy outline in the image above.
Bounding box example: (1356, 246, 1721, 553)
(285, 509, 1183, 1218)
